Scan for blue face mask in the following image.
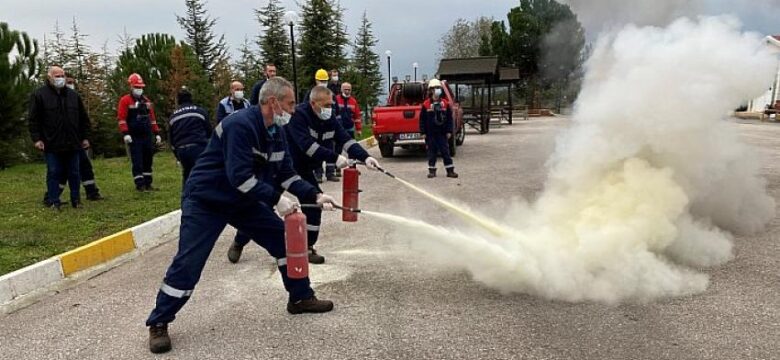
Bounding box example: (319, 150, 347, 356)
(53, 77, 66, 88)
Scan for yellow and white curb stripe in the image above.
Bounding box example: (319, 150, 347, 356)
(0, 210, 181, 309)
(0, 136, 377, 311)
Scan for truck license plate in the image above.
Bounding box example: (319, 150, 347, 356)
(399, 133, 420, 140)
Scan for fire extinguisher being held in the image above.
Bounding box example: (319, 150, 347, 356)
(284, 210, 309, 279)
(342, 163, 360, 222)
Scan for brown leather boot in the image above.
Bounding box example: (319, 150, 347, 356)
(148, 323, 172, 354)
(308, 247, 325, 264)
(427, 169, 436, 178)
(446, 168, 459, 178)
(287, 296, 334, 314)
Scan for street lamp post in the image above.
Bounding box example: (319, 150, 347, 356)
(413, 62, 418, 82)
(285, 11, 299, 103)
(385, 50, 392, 92)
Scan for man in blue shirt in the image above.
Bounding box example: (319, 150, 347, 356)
(146, 77, 339, 354)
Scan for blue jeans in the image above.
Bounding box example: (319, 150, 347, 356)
(45, 151, 80, 206)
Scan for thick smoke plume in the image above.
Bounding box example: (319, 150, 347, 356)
(376, 16, 777, 303)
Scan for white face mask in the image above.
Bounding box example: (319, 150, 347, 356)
(433, 88, 442, 98)
(53, 77, 66, 88)
(272, 100, 291, 126)
(332, 75, 339, 82)
(233, 91, 244, 100)
(66, 84, 75, 90)
(132, 88, 144, 97)
(318, 106, 332, 120)
(342, 92, 350, 98)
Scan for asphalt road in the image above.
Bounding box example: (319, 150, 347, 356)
(1, 118, 778, 360)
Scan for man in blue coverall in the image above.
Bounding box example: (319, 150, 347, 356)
(145, 77, 340, 354)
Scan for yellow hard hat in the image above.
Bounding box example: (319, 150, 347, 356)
(315, 69, 329, 81)
(427, 78, 442, 88)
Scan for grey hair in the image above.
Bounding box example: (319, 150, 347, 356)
(259, 77, 294, 104)
(309, 85, 333, 103)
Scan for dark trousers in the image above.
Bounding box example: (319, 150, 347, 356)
(425, 134, 453, 170)
(175, 144, 206, 188)
(45, 151, 80, 206)
(146, 196, 314, 326)
(44, 149, 99, 202)
(129, 137, 154, 188)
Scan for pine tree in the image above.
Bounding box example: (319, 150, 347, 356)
(48, 21, 71, 67)
(348, 11, 383, 117)
(176, 0, 228, 79)
(234, 36, 262, 86)
(0, 22, 38, 167)
(68, 16, 90, 83)
(298, 0, 348, 90)
(255, 0, 290, 77)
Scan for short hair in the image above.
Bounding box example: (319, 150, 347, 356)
(330, 69, 338, 73)
(265, 63, 276, 69)
(259, 77, 293, 104)
(310, 85, 333, 103)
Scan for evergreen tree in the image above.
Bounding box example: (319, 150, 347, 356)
(48, 21, 71, 67)
(255, 0, 290, 77)
(0, 22, 38, 167)
(68, 16, 90, 83)
(234, 36, 262, 86)
(176, 0, 228, 79)
(298, 0, 349, 90)
(347, 11, 383, 118)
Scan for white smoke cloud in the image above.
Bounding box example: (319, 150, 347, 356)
(372, 16, 778, 304)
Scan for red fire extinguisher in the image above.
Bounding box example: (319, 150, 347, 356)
(284, 210, 308, 279)
(342, 164, 359, 222)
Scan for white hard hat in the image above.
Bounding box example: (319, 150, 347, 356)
(427, 78, 442, 88)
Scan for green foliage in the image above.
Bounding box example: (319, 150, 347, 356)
(234, 36, 263, 88)
(297, 0, 349, 90)
(0, 22, 38, 168)
(176, 0, 228, 79)
(438, 17, 494, 59)
(345, 11, 383, 118)
(255, 0, 290, 78)
(0, 152, 182, 275)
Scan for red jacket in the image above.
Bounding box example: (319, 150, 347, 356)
(335, 95, 362, 132)
(117, 94, 159, 135)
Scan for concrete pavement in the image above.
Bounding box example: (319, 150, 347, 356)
(0, 118, 778, 359)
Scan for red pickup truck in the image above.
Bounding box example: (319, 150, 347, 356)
(372, 80, 465, 158)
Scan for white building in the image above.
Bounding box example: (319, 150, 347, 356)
(747, 35, 780, 112)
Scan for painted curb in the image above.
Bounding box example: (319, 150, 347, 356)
(0, 258, 63, 304)
(0, 137, 377, 310)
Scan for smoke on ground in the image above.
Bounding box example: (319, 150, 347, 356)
(373, 16, 777, 304)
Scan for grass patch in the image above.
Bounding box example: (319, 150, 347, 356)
(357, 122, 374, 141)
(0, 151, 182, 275)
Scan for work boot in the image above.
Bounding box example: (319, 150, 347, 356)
(86, 192, 104, 201)
(71, 199, 82, 209)
(227, 242, 244, 263)
(326, 175, 340, 182)
(148, 323, 172, 354)
(136, 185, 145, 192)
(49, 203, 62, 211)
(446, 168, 459, 178)
(427, 169, 436, 178)
(287, 295, 334, 314)
(308, 247, 325, 264)
(144, 184, 159, 191)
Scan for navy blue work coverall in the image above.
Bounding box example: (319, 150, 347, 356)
(285, 102, 369, 247)
(168, 102, 211, 185)
(419, 98, 454, 171)
(146, 106, 319, 326)
(117, 94, 160, 189)
(249, 79, 267, 106)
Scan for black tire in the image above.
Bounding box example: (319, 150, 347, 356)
(379, 142, 394, 158)
(455, 125, 466, 146)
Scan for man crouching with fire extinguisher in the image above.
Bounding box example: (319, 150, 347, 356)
(226, 85, 381, 265)
(145, 77, 339, 354)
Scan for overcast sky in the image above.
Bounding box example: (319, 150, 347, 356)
(3, 0, 779, 83)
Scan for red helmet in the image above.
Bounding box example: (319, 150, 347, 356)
(128, 73, 146, 88)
